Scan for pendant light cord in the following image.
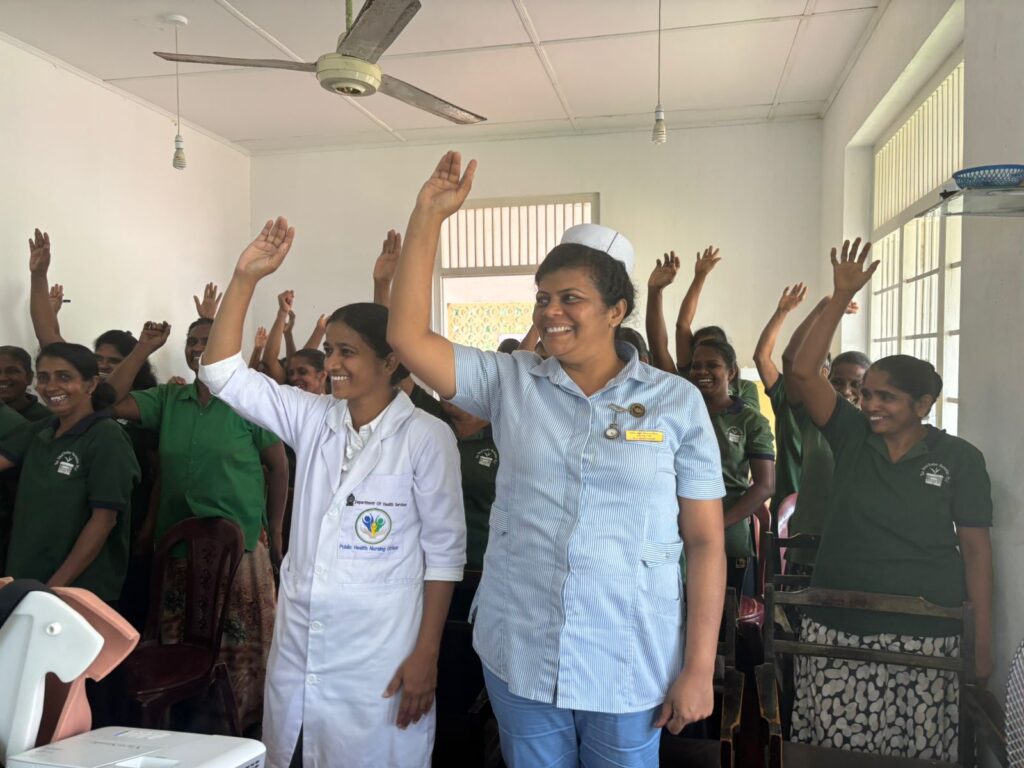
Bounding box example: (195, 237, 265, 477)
(174, 25, 181, 131)
(656, 0, 662, 104)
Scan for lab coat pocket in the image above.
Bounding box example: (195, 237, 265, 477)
(639, 540, 684, 617)
(336, 473, 418, 585)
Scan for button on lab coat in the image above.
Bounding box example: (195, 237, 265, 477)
(200, 355, 466, 768)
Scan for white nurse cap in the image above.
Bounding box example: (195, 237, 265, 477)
(560, 223, 635, 276)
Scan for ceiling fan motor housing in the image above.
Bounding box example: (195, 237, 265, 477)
(316, 54, 381, 96)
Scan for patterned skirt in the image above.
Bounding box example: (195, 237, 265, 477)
(161, 532, 277, 732)
(791, 615, 960, 761)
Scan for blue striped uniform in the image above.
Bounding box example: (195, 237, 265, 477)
(450, 342, 725, 713)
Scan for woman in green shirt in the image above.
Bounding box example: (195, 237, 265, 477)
(0, 346, 52, 421)
(788, 239, 993, 761)
(687, 339, 775, 595)
(0, 343, 139, 602)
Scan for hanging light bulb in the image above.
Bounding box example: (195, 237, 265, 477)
(651, 0, 666, 144)
(167, 15, 188, 170)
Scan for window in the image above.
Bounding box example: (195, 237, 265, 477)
(870, 61, 963, 431)
(436, 194, 598, 349)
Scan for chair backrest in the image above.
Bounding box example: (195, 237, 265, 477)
(143, 517, 244, 653)
(753, 504, 771, 597)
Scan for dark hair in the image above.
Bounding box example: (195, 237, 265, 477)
(497, 338, 521, 354)
(94, 329, 157, 390)
(0, 345, 32, 374)
(693, 339, 738, 374)
(832, 350, 872, 371)
(535, 243, 635, 319)
(36, 342, 117, 411)
(693, 326, 728, 344)
(870, 355, 943, 401)
(326, 303, 408, 385)
(615, 327, 649, 361)
(187, 317, 213, 335)
(290, 349, 325, 371)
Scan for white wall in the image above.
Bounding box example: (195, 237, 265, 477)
(250, 121, 823, 368)
(959, 0, 1024, 710)
(0, 35, 250, 380)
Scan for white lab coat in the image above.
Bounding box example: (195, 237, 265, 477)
(199, 354, 466, 768)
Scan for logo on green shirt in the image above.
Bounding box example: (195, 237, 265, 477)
(726, 426, 743, 444)
(476, 448, 498, 468)
(54, 450, 81, 477)
(920, 462, 951, 488)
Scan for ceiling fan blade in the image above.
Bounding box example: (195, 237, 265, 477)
(154, 52, 316, 73)
(336, 0, 420, 63)
(379, 74, 485, 125)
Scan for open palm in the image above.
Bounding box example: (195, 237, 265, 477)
(236, 217, 295, 280)
(28, 229, 51, 275)
(415, 151, 477, 219)
(649, 251, 680, 289)
(831, 238, 877, 294)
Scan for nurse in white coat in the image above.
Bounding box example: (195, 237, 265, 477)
(198, 217, 466, 768)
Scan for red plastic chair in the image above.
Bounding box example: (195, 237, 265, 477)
(738, 503, 771, 628)
(120, 517, 245, 734)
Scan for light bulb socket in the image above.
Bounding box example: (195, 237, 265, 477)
(651, 104, 667, 144)
(172, 133, 186, 170)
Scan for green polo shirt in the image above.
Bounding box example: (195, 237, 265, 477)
(734, 378, 761, 413)
(766, 377, 802, 515)
(116, 418, 158, 535)
(0, 403, 28, 574)
(457, 427, 498, 569)
(131, 383, 280, 551)
(0, 412, 139, 601)
(810, 395, 993, 637)
(784, 409, 833, 567)
(710, 397, 775, 557)
(14, 394, 52, 422)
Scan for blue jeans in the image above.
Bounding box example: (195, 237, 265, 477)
(483, 666, 661, 768)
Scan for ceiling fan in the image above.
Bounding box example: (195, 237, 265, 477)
(154, 0, 485, 124)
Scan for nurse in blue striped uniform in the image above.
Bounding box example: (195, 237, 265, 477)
(388, 152, 728, 767)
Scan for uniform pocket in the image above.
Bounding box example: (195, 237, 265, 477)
(639, 539, 683, 616)
(336, 474, 418, 584)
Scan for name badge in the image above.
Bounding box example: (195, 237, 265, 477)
(625, 430, 663, 443)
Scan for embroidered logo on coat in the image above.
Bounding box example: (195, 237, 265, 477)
(54, 451, 81, 477)
(920, 462, 951, 488)
(355, 509, 392, 544)
(476, 448, 498, 469)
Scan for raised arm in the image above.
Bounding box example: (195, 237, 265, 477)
(283, 309, 296, 359)
(248, 326, 268, 370)
(373, 230, 401, 307)
(108, 321, 171, 420)
(303, 314, 327, 351)
(28, 229, 64, 346)
(193, 282, 223, 321)
(204, 217, 295, 366)
(646, 252, 680, 374)
(675, 245, 720, 368)
(262, 291, 294, 384)
(790, 239, 876, 427)
(754, 283, 806, 390)
(388, 151, 477, 400)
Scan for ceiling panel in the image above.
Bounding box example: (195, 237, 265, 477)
(399, 117, 575, 144)
(545, 19, 798, 117)
(524, 0, 807, 41)
(778, 8, 874, 103)
(231, 0, 529, 60)
(574, 105, 771, 132)
(114, 68, 386, 141)
(237, 131, 401, 153)
(377, 47, 565, 125)
(0, 0, 287, 80)
(771, 100, 827, 117)
(811, 0, 879, 12)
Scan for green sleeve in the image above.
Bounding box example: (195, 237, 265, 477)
(819, 393, 869, 463)
(0, 403, 27, 440)
(251, 424, 282, 451)
(765, 376, 787, 418)
(0, 419, 49, 464)
(745, 410, 776, 460)
(951, 443, 994, 527)
(129, 385, 168, 431)
(86, 424, 141, 512)
(738, 378, 761, 413)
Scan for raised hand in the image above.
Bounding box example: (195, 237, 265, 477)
(277, 290, 295, 315)
(415, 151, 477, 219)
(168, 375, 187, 386)
(193, 282, 223, 319)
(694, 245, 721, 277)
(138, 321, 171, 352)
(315, 314, 328, 335)
(830, 238, 877, 295)
(845, 301, 860, 315)
(374, 230, 402, 284)
(648, 251, 681, 290)
(28, 229, 51, 275)
(49, 284, 65, 315)
(254, 326, 268, 349)
(777, 282, 807, 313)
(235, 216, 296, 281)
(285, 310, 296, 334)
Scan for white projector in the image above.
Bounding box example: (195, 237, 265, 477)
(6, 727, 265, 768)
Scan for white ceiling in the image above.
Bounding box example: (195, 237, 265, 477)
(0, 0, 880, 153)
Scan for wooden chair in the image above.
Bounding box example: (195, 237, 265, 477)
(660, 588, 745, 767)
(765, 532, 819, 591)
(120, 517, 245, 735)
(756, 584, 1007, 767)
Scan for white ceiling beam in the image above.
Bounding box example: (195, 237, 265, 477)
(510, 0, 577, 129)
(821, 0, 891, 118)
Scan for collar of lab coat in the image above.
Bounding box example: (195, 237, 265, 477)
(321, 389, 415, 496)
